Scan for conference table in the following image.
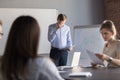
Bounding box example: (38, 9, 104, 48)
(60, 67, 120, 80)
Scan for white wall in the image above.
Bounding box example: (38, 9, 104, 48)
(0, 0, 104, 27)
(0, 0, 105, 65)
(0, 8, 57, 55)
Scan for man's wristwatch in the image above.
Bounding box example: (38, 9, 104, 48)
(107, 57, 113, 63)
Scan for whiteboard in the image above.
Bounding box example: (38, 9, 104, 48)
(0, 8, 58, 55)
(73, 25, 105, 66)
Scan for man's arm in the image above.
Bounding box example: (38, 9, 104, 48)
(48, 25, 57, 43)
(67, 28, 72, 51)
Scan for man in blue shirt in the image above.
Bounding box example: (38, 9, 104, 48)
(48, 14, 72, 66)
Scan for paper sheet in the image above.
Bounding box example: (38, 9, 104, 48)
(86, 49, 103, 65)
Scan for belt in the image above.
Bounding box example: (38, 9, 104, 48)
(51, 47, 68, 51)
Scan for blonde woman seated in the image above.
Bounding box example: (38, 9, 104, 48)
(92, 20, 120, 67)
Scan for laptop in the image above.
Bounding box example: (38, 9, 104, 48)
(58, 52, 81, 71)
(71, 52, 81, 67)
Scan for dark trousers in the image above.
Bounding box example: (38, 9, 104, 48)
(50, 47, 68, 66)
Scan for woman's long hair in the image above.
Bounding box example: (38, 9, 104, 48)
(1, 15, 40, 79)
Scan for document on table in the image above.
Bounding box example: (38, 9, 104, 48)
(86, 49, 103, 65)
(69, 72, 92, 77)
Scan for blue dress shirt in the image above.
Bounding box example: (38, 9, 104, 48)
(48, 23, 72, 49)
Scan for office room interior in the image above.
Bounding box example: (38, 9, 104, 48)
(0, 0, 118, 66)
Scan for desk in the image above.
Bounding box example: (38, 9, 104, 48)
(60, 67, 120, 80)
